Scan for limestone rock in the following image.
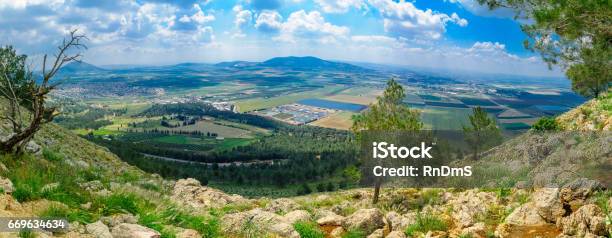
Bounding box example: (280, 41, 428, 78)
(221, 208, 298, 237)
(504, 202, 547, 226)
(101, 213, 138, 227)
(0, 177, 14, 193)
(367, 228, 384, 238)
(341, 208, 384, 235)
(283, 210, 311, 224)
(172, 178, 248, 209)
(85, 221, 112, 238)
(264, 198, 300, 214)
(560, 204, 607, 237)
(560, 178, 603, 212)
(425, 230, 447, 238)
(317, 212, 345, 226)
(386, 211, 414, 232)
(387, 231, 407, 238)
(111, 223, 160, 238)
(176, 229, 200, 238)
(330, 227, 345, 238)
(25, 140, 42, 155)
(531, 188, 565, 223)
(460, 222, 486, 238)
(448, 190, 498, 228)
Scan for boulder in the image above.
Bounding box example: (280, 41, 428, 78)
(460, 222, 486, 238)
(341, 208, 385, 235)
(101, 213, 138, 227)
(559, 204, 607, 237)
(317, 212, 345, 226)
(25, 140, 42, 155)
(80, 180, 105, 192)
(264, 198, 300, 214)
(111, 223, 160, 238)
(330, 227, 345, 238)
(504, 202, 547, 226)
(85, 221, 112, 238)
(283, 210, 311, 224)
(560, 179, 603, 212)
(0, 177, 14, 193)
(531, 188, 565, 223)
(387, 231, 407, 238)
(386, 211, 414, 232)
(367, 228, 384, 238)
(424, 230, 447, 238)
(448, 190, 498, 228)
(176, 229, 200, 238)
(221, 208, 298, 237)
(172, 178, 248, 209)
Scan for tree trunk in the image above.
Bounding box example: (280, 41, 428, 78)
(372, 177, 382, 204)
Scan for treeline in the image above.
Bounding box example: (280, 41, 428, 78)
(137, 103, 283, 129)
(125, 128, 219, 138)
(55, 107, 125, 130)
(90, 136, 358, 188)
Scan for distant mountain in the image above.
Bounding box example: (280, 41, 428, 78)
(214, 61, 257, 68)
(258, 56, 369, 72)
(58, 61, 106, 74)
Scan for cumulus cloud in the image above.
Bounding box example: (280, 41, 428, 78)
(314, 0, 367, 13)
(449, 0, 516, 18)
(255, 10, 283, 33)
(275, 10, 350, 43)
(232, 5, 253, 38)
(368, 0, 468, 40)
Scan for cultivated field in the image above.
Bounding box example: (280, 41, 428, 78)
(309, 111, 355, 130)
(233, 86, 345, 112)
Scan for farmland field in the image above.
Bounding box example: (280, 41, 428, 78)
(309, 111, 355, 130)
(420, 106, 473, 130)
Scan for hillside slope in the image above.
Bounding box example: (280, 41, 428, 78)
(0, 93, 609, 238)
(557, 92, 611, 130)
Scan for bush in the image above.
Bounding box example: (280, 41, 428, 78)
(405, 212, 447, 237)
(532, 117, 560, 131)
(294, 221, 324, 238)
(99, 193, 141, 215)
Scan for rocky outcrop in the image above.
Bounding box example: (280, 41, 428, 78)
(316, 211, 345, 226)
(560, 178, 603, 212)
(504, 202, 548, 226)
(111, 223, 161, 238)
(176, 229, 200, 238)
(264, 198, 300, 214)
(387, 230, 407, 238)
(559, 204, 607, 237)
(221, 208, 299, 238)
(172, 178, 249, 209)
(386, 211, 414, 232)
(531, 188, 565, 223)
(282, 210, 311, 224)
(100, 213, 138, 227)
(85, 221, 112, 238)
(367, 228, 384, 238)
(448, 190, 497, 228)
(341, 208, 385, 235)
(0, 177, 13, 193)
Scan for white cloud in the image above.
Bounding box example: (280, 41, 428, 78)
(232, 5, 252, 37)
(275, 10, 350, 43)
(451, 0, 516, 18)
(368, 0, 468, 40)
(314, 0, 366, 13)
(255, 10, 283, 33)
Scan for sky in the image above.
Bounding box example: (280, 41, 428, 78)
(0, 0, 565, 77)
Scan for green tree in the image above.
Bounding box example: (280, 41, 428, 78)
(531, 116, 560, 131)
(0, 30, 86, 153)
(351, 78, 422, 204)
(476, 0, 611, 98)
(463, 107, 502, 160)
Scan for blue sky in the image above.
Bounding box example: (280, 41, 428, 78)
(0, 0, 564, 77)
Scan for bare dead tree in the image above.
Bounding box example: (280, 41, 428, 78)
(0, 29, 87, 154)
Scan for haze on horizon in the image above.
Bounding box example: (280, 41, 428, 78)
(0, 0, 565, 77)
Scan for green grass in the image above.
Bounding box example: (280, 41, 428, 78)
(342, 229, 365, 238)
(420, 106, 472, 130)
(405, 212, 448, 237)
(294, 222, 325, 238)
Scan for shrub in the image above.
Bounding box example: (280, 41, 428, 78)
(18, 229, 35, 238)
(42, 149, 63, 161)
(294, 221, 324, 238)
(532, 117, 560, 131)
(100, 193, 140, 215)
(405, 212, 447, 237)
